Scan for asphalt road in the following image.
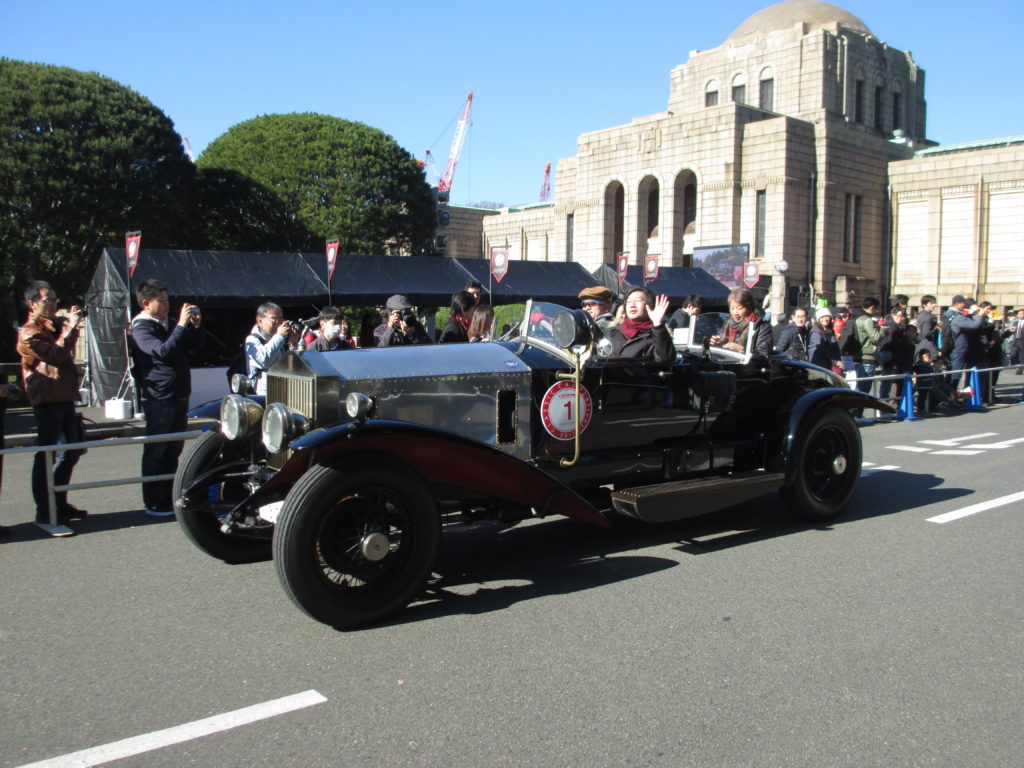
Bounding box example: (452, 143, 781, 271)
(2, 382, 1022, 767)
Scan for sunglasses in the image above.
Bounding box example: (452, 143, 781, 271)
(580, 300, 601, 308)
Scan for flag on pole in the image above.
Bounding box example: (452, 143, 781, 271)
(325, 239, 340, 282)
(644, 254, 659, 283)
(616, 252, 629, 286)
(125, 231, 142, 279)
(491, 246, 510, 283)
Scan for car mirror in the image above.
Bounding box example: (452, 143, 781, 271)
(595, 337, 613, 359)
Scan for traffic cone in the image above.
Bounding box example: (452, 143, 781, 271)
(966, 367, 985, 411)
(897, 373, 920, 421)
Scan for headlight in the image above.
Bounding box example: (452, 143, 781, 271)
(262, 402, 309, 453)
(220, 395, 263, 440)
(345, 392, 373, 420)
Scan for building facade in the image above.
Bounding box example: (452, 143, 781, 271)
(464, 0, 1022, 311)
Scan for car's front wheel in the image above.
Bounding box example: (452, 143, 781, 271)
(174, 430, 272, 563)
(780, 406, 862, 522)
(273, 464, 441, 630)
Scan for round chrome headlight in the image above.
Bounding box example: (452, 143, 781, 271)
(220, 395, 263, 441)
(345, 392, 373, 420)
(262, 402, 309, 453)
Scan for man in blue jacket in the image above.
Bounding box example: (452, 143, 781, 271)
(129, 279, 203, 516)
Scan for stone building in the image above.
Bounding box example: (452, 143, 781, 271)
(460, 0, 1023, 311)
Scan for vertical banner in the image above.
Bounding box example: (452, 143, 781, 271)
(490, 246, 510, 283)
(325, 239, 339, 282)
(125, 231, 142, 279)
(616, 252, 629, 286)
(743, 261, 760, 289)
(643, 254, 659, 283)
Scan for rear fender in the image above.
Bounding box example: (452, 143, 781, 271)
(254, 420, 609, 527)
(777, 388, 892, 481)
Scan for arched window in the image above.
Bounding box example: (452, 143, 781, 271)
(705, 79, 720, 107)
(604, 181, 625, 262)
(731, 73, 746, 105)
(759, 67, 774, 111)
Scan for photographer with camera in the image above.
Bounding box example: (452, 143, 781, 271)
(245, 302, 299, 396)
(16, 280, 89, 527)
(129, 278, 204, 517)
(374, 295, 433, 347)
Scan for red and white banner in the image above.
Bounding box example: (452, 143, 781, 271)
(742, 261, 760, 289)
(125, 231, 142, 279)
(490, 246, 510, 283)
(643, 254, 659, 283)
(616, 252, 629, 286)
(325, 239, 339, 282)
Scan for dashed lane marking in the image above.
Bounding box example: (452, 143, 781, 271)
(929, 449, 985, 456)
(927, 491, 1024, 524)
(887, 445, 932, 453)
(918, 433, 998, 447)
(860, 464, 900, 476)
(20, 690, 327, 768)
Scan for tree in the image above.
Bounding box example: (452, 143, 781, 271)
(191, 167, 315, 252)
(197, 113, 435, 257)
(0, 59, 196, 316)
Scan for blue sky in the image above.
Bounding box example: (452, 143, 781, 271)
(3, 0, 1021, 207)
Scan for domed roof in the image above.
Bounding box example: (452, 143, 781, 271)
(727, 0, 871, 42)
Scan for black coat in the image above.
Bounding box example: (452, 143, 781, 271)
(775, 323, 810, 360)
(605, 324, 674, 363)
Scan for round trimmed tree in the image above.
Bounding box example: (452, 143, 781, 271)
(198, 114, 435, 256)
(0, 58, 195, 311)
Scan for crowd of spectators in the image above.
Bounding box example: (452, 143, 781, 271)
(3, 275, 1023, 537)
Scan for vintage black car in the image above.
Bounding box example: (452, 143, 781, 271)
(175, 302, 892, 629)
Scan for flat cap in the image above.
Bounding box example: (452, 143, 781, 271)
(578, 285, 613, 302)
(951, 295, 967, 305)
(385, 294, 413, 311)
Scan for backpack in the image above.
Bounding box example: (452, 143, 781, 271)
(225, 341, 248, 386)
(939, 310, 956, 358)
(838, 318, 861, 361)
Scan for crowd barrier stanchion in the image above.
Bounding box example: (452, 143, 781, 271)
(966, 367, 985, 412)
(897, 373, 919, 421)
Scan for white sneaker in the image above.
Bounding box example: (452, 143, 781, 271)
(145, 507, 175, 517)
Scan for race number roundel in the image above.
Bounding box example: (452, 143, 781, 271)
(540, 381, 593, 440)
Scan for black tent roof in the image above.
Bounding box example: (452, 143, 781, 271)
(593, 264, 731, 306)
(456, 259, 602, 306)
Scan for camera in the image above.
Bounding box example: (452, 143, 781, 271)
(284, 320, 303, 333)
(399, 309, 417, 325)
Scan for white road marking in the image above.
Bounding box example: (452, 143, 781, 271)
(918, 433, 998, 447)
(20, 690, 327, 768)
(861, 465, 900, 476)
(961, 436, 1024, 450)
(929, 449, 984, 456)
(927, 491, 1024, 524)
(887, 445, 932, 453)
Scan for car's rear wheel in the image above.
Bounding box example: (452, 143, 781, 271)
(273, 464, 440, 630)
(780, 406, 861, 522)
(174, 430, 272, 563)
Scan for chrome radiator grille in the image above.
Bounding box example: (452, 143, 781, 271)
(266, 374, 315, 469)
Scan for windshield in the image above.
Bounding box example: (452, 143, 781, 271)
(683, 313, 729, 348)
(502, 301, 576, 344)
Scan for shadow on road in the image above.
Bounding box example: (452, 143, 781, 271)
(0, 509, 176, 542)
(384, 468, 972, 627)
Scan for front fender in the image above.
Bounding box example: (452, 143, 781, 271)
(777, 388, 893, 477)
(254, 419, 610, 528)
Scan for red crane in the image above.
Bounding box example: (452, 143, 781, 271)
(424, 92, 473, 193)
(539, 162, 552, 202)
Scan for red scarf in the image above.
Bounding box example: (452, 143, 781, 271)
(456, 314, 470, 333)
(620, 318, 653, 339)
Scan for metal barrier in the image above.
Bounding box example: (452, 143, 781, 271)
(0, 430, 204, 536)
(847, 363, 1023, 419)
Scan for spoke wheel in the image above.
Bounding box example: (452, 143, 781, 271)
(780, 406, 861, 522)
(274, 465, 440, 630)
(173, 430, 271, 563)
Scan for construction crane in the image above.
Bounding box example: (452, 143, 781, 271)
(539, 162, 552, 201)
(424, 92, 473, 193)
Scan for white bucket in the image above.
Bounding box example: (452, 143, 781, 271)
(104, 399, 133, 419)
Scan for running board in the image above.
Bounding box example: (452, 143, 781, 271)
(610, 471, 786, 523)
